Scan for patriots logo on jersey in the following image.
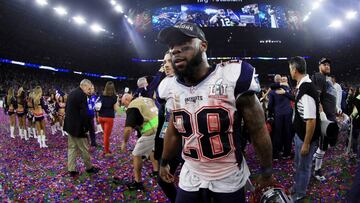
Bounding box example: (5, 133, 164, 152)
(209, 79, 228, 98)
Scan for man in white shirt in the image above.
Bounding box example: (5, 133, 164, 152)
(289, 56, 321, 201)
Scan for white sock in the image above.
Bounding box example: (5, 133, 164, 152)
(24, 130, 28, 140)
(20, 129, 24, 139)
(27, 127, 32, 137)
(32, 128, 37, 139)
(55, 122, 60, 130)
(314, 148, 325, 171)
(10, 126, 15, 138)
(42, 135, 48, 148)
(51, 126, 55, 134)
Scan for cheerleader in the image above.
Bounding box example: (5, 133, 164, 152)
(16, 87, 28, 140)
(4, 87, 17, 138)
(57, 95, 66, 136)
(32, 86, 49, 148)
(48, 92, 58, 135)
(26, 90, 37, 139)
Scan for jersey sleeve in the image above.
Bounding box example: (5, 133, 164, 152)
(125, 108, 144, 128)
(234, 61, 260, 98)
(156, 78, 168, 106)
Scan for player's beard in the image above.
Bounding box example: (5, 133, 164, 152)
(173, 49, 203, 80)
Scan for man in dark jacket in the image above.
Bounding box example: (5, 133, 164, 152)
(268, 75, 294, 160)
(311, 58, 338, 181)
(64, 79, 99, 177)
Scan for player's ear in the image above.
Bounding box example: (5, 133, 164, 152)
(200, 40, 208, 52)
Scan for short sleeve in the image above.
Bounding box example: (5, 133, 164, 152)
(125, 108, 144, 127)
(300, 94, 317, 119)
(234, 61, 260, 98)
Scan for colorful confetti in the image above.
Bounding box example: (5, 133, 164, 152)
(0, 111, 357, 202)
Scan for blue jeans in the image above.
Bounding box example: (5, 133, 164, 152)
(293, 134, 317, 196)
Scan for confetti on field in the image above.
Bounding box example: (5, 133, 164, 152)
(0, 111, 357, 202)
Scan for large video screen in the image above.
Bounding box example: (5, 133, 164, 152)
(151, 4, 303, 30)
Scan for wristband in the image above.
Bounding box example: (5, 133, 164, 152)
(160, 159, 169, 167)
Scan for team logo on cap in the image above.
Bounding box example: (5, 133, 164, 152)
(174, 24, 194, 31)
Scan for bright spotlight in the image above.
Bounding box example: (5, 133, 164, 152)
(73, 15, 86, 25)
(54, 6, 68, 16)
(127, 18, 133, 25)
(312, 2, 320, 10)
(303, 15, 310, 22)
(110, 0, 116, 6)
(329, 19, 342, 28)
(114, 5, 123, 13)
(90, 23, 106, 33)
(35, 0, 48, 6)
(346, 11, 357, 19)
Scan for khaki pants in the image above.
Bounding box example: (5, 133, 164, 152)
(68, 135, 92, 172)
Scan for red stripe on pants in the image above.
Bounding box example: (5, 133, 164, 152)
(98, 117, 114, 154)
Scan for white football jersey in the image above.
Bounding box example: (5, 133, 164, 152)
(170, 60, 260, 181)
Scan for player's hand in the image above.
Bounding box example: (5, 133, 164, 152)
(256, 174, 276, 189)
(301, 143, 310, 156)
(121, 142, 127, 152)
(160, 165, 174, 183)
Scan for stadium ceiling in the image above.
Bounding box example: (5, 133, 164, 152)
(0, 0, 359, 78)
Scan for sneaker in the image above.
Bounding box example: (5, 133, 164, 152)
(313, 169, 326, 181)
(86, 167, 100, 174)
(69, 171, 80, 178)
(127, 181, 144, 191)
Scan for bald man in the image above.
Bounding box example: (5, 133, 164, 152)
(118, 93, 159, 190)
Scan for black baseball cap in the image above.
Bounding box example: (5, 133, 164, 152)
(158, 22, 206, 45)
(319, 57, 331, 65)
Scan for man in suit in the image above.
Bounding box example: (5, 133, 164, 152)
(64, 79, 99, 177)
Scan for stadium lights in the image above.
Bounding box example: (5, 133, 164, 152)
(346, 11, 357, 20)
(90, 23, 106, 33)
(329, 19, 342, 28)
(303, 15, 310, 22)
(110, 0, 116, 6)
(127, 18, 133, 25)
(53, 6, 68, 16)
(35, 0, 48, 6)
(73, 15, 86, 25)
(114, 5, 123, 13)
(312, 2, 320, 10)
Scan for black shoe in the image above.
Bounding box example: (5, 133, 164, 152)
(69, 171, 79, 178)
(113, 176, 123, 185)
(313, 169, 326, 181)
(86, 167, 100, 174)
(273, 154, 280, 161)
(127, 181, 144, 191)
(151, 171, 159, 178)
(281, 154, 291, 160)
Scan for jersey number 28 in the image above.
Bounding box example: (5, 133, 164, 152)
(173, 107, 233, 160)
